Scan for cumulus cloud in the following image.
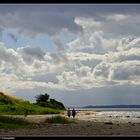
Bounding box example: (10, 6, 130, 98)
(0, 5, 140, 38)
(68, 29, 105, 54)
(103, 13, 140, 36)
(109, 61, 140, 81)
(74, 17, 102, 29)
(106, 14, 130, 21)
(0, 5, 82, 37)
(67, 52, 105, 61)
(64, 16, 140, 90)
(0, 42, 18, 62)
(0, 42, 79, 92)
(17, 46, 45, 64)
(2, 4, 140, 107)
(1, 9, 140, 95)
(117, 37, 140, 51)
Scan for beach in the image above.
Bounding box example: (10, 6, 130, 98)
(1, 110, 140, 136)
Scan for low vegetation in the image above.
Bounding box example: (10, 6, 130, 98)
(0, 115, 36, 129)
(44, 116, 73, 124)
(0, 115, 74, 129)
(104, 122, 113, 125)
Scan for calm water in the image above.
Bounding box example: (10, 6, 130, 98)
(75, 108, 140, 111)
(75, 108, 140, 123)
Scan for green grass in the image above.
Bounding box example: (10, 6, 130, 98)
(0, 115, 37, 129)
(0, 104, 63, 115)
(0, 115, 73, 130)
(0, 92, 64, 115)
(44, 116, 73, 124)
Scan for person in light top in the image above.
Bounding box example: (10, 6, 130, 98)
(67, 108, 71, 118)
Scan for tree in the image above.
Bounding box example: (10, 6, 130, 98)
(35, 93, 49, 104)
(35, 93, 65, 109)
(50, 98, 65, 109)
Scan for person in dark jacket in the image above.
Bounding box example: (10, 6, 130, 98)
(72, 108, 76, 118)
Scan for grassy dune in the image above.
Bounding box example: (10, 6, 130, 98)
(0, 92, 64, 115)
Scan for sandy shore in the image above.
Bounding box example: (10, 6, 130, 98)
(1, 110, 140, 136)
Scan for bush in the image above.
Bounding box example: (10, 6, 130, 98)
(104, 122, 113, 125)
(49, 99, 65, 110)
(44, 116, 71, 124)
(35, 93, 49, 104)
(35, 93, 65, 110)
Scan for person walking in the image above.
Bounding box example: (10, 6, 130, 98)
(67, 108, 71, 118)
(72, 108, 76, 118)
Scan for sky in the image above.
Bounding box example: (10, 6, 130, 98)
(1, 4, 140, 107)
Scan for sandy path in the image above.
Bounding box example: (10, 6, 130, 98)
(21, 111, 108, 123)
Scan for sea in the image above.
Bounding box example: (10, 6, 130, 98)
(75, 107, 140, 111)
(74, 108, 140, 123)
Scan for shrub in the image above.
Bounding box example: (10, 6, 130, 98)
(35, 93, 49, 104)
(104, 122, 113, 125)
(49, 98, 65, 110)
(44, 116, 72, 124)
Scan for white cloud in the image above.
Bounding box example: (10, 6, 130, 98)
(63, 16, 140, 90)
(117, 37, 140, 51)
(101, 38, 119, 51)
(106, 14, 130, 21)
(68, 18, 105, 53)
(67, 52, 105, 61)
(0, 42, 18, 63)
(17, 46, 45, 64)
(1, 14, 140, 94)
(108, 61, 140, 81)
(74, 17, 102, 29)
(2, 5, 140, 106)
